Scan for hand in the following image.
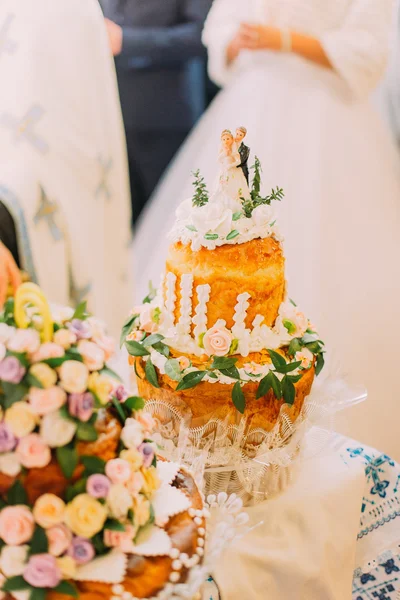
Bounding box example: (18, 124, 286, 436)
(104, 18, 123, 56)
(0, 241, 22, 307)
(237, 23, 282, 52)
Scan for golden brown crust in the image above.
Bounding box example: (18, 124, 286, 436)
(134, 356, 315, 432)
(166, 237, 285, 329)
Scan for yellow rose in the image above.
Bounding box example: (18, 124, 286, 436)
(120, 448, 143, 471)
(29, 363, 57, 389)
(141, 466, 160, 496)
(107, 484, 133, 520)
(64, 494, 107, 538)
(33, 494, 66, 529)
(5, 402, 37, 437)
(132, 494, 151, 527)
(56, 556, 77, 579)
(87, 372, 113, 405)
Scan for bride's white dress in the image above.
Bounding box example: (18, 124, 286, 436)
(134, 0, 400, 459)
(217, 144, 250, 208)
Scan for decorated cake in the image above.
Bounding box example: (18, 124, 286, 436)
(125, 128, 325, 432)
(0, 284, 207, 600)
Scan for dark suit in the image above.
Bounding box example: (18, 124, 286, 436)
(101, 0, 213, 224)
(238, 142, 250, 184)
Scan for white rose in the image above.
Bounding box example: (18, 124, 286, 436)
(7, 329, 41, 354)
(0, 343, 5, 362)
(107, 484, 133, 520)
(50, 305, 74, 323)
(175, 197, 193, 221)
(40, 411, 77, 448)
(251, 204, 273, 228)
(77, 340, 105, 371)
(0, 544, 28, 576)
(59, 360, 89, 393)
(121, 418, 144, 449)
(0, 453, 21, 477)
(0, 324, 15, 344)
(191, 202, 227, 235)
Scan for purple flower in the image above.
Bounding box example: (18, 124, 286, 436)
(68, 392, 94, 422)
(86, 474, 111, 499)
(0, 421, 17, 452)
(113, 385, 129, 403)
(67, 537, 95, 565)
(0, 356, 26, 384)
(138, 442, 155, 468)
(67, 319, 92, 340)
(23, 554, 62, 588)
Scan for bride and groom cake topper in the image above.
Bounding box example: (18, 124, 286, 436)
(218, 126, 251, 203)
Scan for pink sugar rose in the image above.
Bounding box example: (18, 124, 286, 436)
(86, 474, 111, 499)
(16, 433, 51, 469)
(139, 305, 157, 334)
(0, 343, 5, 362)
(203, 325, 232, 357)
(126, 471, 145, 496)
(104, 524, 136, 549)
(23, 553, 62, 588)
(47, 524, 72, 557)
(32, 343, 65, 363)
(77, 340, 105, 371)
(105, 458, 131, 484)
(7, 328, 40, 354)
(93, 335, 115, 362)
(29, 386, 67, 416)
(0, 505, 35, 545)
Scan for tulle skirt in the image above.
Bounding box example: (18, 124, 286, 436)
(134, 53, 400, 458)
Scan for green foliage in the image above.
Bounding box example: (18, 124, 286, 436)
(104, 519, 126, 532)
(81, 455, 106, 475)
(145, 359, 160, 388)
(165, 359, 183, 382)
(56, 445, 79, 479)
(29, 526, 48, 556)
(72, 301, 90, 320)
(192, 169, 209, 207)
(176, 370, 207, 391)
(232, 381, 245, 414)
(241, 156, 284, 217)
(76, 422, 98, 442)
(0, 298, 16, 326)
(7, 480, 28, 505)
(120, 314, 138, 348)
(143, 282, 156, 305)
(52, 581, 79, 598)
(125, 340, 150, 357)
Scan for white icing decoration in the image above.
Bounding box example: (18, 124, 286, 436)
(177, 274, 194, 338)
(156, 460, 181, 487)
(126, 526, 172, 557)
(192, 283, 211, 341)
(12, 593, 29, 600)
(152, 485, 191, 527)
(74, 549, 127, 583)
(232, 292, 251, 357)
(163, 272, 177, 332)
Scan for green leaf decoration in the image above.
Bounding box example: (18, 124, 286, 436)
(2, 575, 31, 592)
(176, 370, 207, 391)
(281, 376, 296, 405)
(91, 532, 107, 556)
(315, 353, 325, 376)
(99, 366, 122, 382)
(56, 445, 79, 479)
(0, 297, 16, 326)
(65, 348, 84, 363)
(81, 455, 106, 475)
(192, 169, 209, 207)
(226, 230, 239, 241)
(289, 298, 297, 307)
(120, 314, 138, 348)
(65, 479, 87, 502)
(72, 300, 90, 320)
(143, 333, 164, 348)
(186, 224, 197, 232)
(274, 360, 302, 375)
(198, 332, 205, 349)
(211, 356, 238, 370)
(7, 480, 28, 505)
(124, 396, 145, 412)
(206, 371, 218, 379)
(219, 366, 241, 380)
(270, 372, 283, 399)
(256, 371, 273, 399)
(229, 339, 239, 354)
(145, 359, 160, 388)
(29, 526, 48, 556)
(142, 281, 157, 305)
(165, 359, 183, 382)
(111, 397, 126, 425)
(7, 351, 30, 368)
(104, 519, 126, 532)
(76, 422, 98, 442)
(42, 355, 71, 368)
(288, 374, 303, 383)
(29, 587, 46, 600)
(125, 340, 150, 357)
(288, 338, 303, 357)
(267, 349, 287, 370)
(282, 319, 297, 335)
(23, 372, 43, 389)
(52, 581, 79, 598)
(304, 341, 324, 354)
(204, 233, 219, 240)
(152, 341, 170, 358)
(232, 211, 242, 221)
(232, 381, 245, 414)
(2, 382, 28, 408)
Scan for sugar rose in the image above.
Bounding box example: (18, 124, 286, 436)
(32, 342, 65, 363)
(0, 505, 35, 545)
(7, 328, 40, 354)
(295, 348, 314, 369)
(0, 452, 21, 477)
(133, 494, 151, 527)
(33, 494, 66, 529)
(64, 494, 107, 539)
(107, 484, 133, 520)
(40, 410, 77, 448)
(23, 553, 62, 589)
(16, 434, 51, 469)
(29, 363, 57, 389)
(203, 325, 232, 357)
(53, 329, 76, 350)
(87, 372, 113, 405)
(135, 411, 156, 435)
(120, 448, 143, 471)
(104, 524, 136, 550)
(46, 524, 72, 557)
(121, 418, 144, 449)
(141, 466, 160, 496)
(105, 458, 131, 484)
(0, 323, 15, 344)
(0, 544, 28, 577)
(77, 340, 105, 371)
(29, 386, 67, 416)
(56, 555, 76, 579)
(59, 360, 88, 394)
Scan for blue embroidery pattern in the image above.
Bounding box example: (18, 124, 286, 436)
(95, 155, 113, 201)
(0, 104, 49, 154)
(33, 185, 64, 242)
(0, 13, 18, 58)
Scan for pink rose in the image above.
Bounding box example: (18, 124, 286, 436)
(104, 524, 136, 549)
(93, 335, 115, 362)
(135, 411, 156, 435)
(23, 554, 62, 588)
(0, 505, 35, 545)
(77, 340, 105, 371)
(32, 343, 65, 363)
(177, 356, 190, 370)
(139, 306, 157, 334)
(126, 471, 145, 496)
(7, 329, 40, 354)
(47, 524, 72, 557)
(16, 434, 51, 469)
(105, 458, 131, 484)
(203, 325, 232, 357)
(29, 386, 67, 415)
(53, 329, 77, 350)
(127, 330, 145, 342)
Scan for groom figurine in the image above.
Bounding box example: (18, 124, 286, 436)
(235, 126, 250, 184)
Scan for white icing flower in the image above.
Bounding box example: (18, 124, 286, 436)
(121, 418, 144, 449)
(175, 198, 193, 221)
(275, 302, 308, 338)
(107, 484, 133, 520)
(295, 348, 314, 369)
(191, 202, 233, 237)
(251, 204, 273, 228)
(203, 325, 233, 357)
(0, 544, 28, 577)
(40, 410, 77, 448)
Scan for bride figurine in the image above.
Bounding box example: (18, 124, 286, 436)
(216, 129, 251, 208)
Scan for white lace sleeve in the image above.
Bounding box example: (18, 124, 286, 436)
(320, 0, 394, 99)
(202, 0, 243, 87)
